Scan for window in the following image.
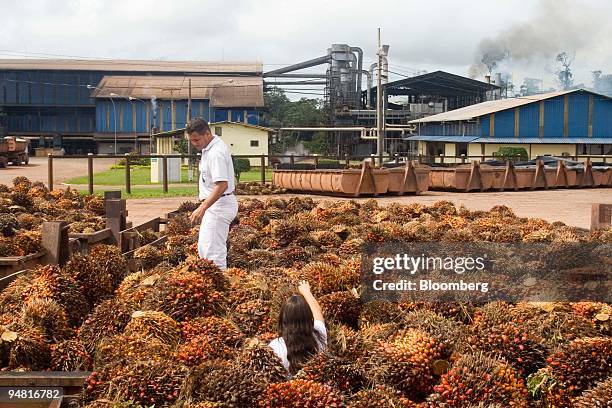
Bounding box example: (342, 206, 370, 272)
(215, 126, 222, 136)
(456, 143, 468, 157)
(250, 140, 259, 147)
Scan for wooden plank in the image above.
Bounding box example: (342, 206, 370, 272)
(123, 235, 168, 259)
(105, 199, 127, 245)
(0, 372, 90, 388)
(591, 203, 612, 231)
(68, 228, 112, 244)
(41, 222, 69, 266)
(0, 252, 45, 266)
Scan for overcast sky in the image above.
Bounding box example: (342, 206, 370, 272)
(1, 0, 611, 98)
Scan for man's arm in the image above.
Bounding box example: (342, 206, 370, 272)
(189, 180, 228, 225)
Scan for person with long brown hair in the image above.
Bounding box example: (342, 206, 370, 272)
(268, 280, 327, 375)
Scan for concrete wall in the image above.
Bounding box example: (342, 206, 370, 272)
(213, 123, 269, 166)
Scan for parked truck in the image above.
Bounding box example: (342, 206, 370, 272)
(0, 136, 29, 167)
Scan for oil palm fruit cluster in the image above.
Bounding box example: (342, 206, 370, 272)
(258, 379, 345, 408)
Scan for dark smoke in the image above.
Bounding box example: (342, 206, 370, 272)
(469, 0, 600, 79)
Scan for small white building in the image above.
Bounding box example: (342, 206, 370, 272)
(209, 121, 272, 166)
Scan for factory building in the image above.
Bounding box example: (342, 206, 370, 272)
(0, 59, 264, 154)
(407, 89, 612, 161)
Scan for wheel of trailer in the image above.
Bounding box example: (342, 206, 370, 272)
(0, 157, 7, 168)
(23, 154, 29, 165)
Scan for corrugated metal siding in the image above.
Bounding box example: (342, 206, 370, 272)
(592, 98, 612, 137)
(518, 103, 539, 137)
(494, 109, 515, 137)
(480, 115, 490, 136)
(0, 70, 103, 106)
(543, 96, 564, 137)
(568, 92, 589, 137)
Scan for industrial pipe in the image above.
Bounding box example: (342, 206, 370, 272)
(263, 55, 330, 76)
(350, 47, 363, 107)
(359, 70, 372, 109)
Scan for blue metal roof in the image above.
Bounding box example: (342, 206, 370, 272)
(473, 137, 612, 144)
(403, 135, 479, 142)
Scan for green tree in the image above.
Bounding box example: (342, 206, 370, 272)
(233, 158, 251, 182)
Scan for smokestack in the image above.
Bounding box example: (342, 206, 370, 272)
(495, 72, 503, 86)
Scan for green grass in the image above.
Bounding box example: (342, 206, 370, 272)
(66, 166, 273, 186)
(83, 185, 199, 199)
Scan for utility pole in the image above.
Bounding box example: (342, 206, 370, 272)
(376, 28, 383, 167)
(187, 78, 193, 181)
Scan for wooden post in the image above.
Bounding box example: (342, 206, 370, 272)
(87, 153, 94, 195)
(162, 156, 168, 193)
(47, 154, 54, 191)
(105, 199, 127, 246)
(41, 221, 69, 266)
(104, 190, 121, 200)
(260, 155, 266, 185)
(290, 154, 295, 167)
(345, 153, 350, 168)
(591, 204, 612, 231)
(125, 153, 131, 195)
(313, 155, 319, 169)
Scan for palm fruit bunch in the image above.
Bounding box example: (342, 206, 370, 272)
(401, 309, 466, 359)
(572, 301, 611, 335)
(319, 291, 361, 328)
(0, 236, 19, 256)
(21, 265, 89, 326)
(9, 186, 33, 210)
(231, 298, 273, 336)
(78, 298, 136, 353)
(123, 310, 181, 347)
(366, 329, 444, 397)
(94, 334, 174, 369)
(51, 339, 92, 371)
(177, 200, 200, 213)
(327, 323, 365, 361)
(534, 336, 612, 406)
(133, 245, 165, 270)
(299, 261, 346, 296)
(573, 377, 612, 408)
(348, 385, 415, 408)
(0, 272, 32, 316)
(85, 359, 187, 406)
(114, 267, 166, 305)
(16, 212, 41, 230)
(88, 244, 127, 288)
(358, 300, 404, 326)
(19, 298, 71, 341)
(166, 214, 193, 236)
(428, 352, 529, 407)
(235, 338, 288, 383)
(178, 316, 244, 366)
(63, 255, 115, 308)
(0, 213, 19, 236)
(179, 359, 268, 407)
(83, 195, 105, 215)
(12, 230, 42, 256)
(0, 324, 51, 370)
(309, 229, 343, 250)
(258, 379, 344, 408)
(338, 237, 365, 257)
(466, 318, 546, 376)
(268, 219, 304, 247)
(142, 258, 228, 321)
(296, 352, 365, 394)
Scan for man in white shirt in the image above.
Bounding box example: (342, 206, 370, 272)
(187, 118, 238, 270)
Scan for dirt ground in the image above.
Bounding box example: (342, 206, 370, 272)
(126, 189, 612, 230)
(0, 157, 116, 186)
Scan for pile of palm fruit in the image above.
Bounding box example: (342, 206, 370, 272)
(235, 181, 286, 195)
(0, 177, 106, 257)
(0, 195, 609, 407)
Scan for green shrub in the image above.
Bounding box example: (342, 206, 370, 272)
(233, 158, 251, 182)
(495, 146, 528, 162)
(118, 152, 151, 166)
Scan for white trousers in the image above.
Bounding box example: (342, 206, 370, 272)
(198, 195, 238, 270)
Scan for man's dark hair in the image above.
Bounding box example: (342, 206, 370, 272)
(186, 118, 211, 135)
